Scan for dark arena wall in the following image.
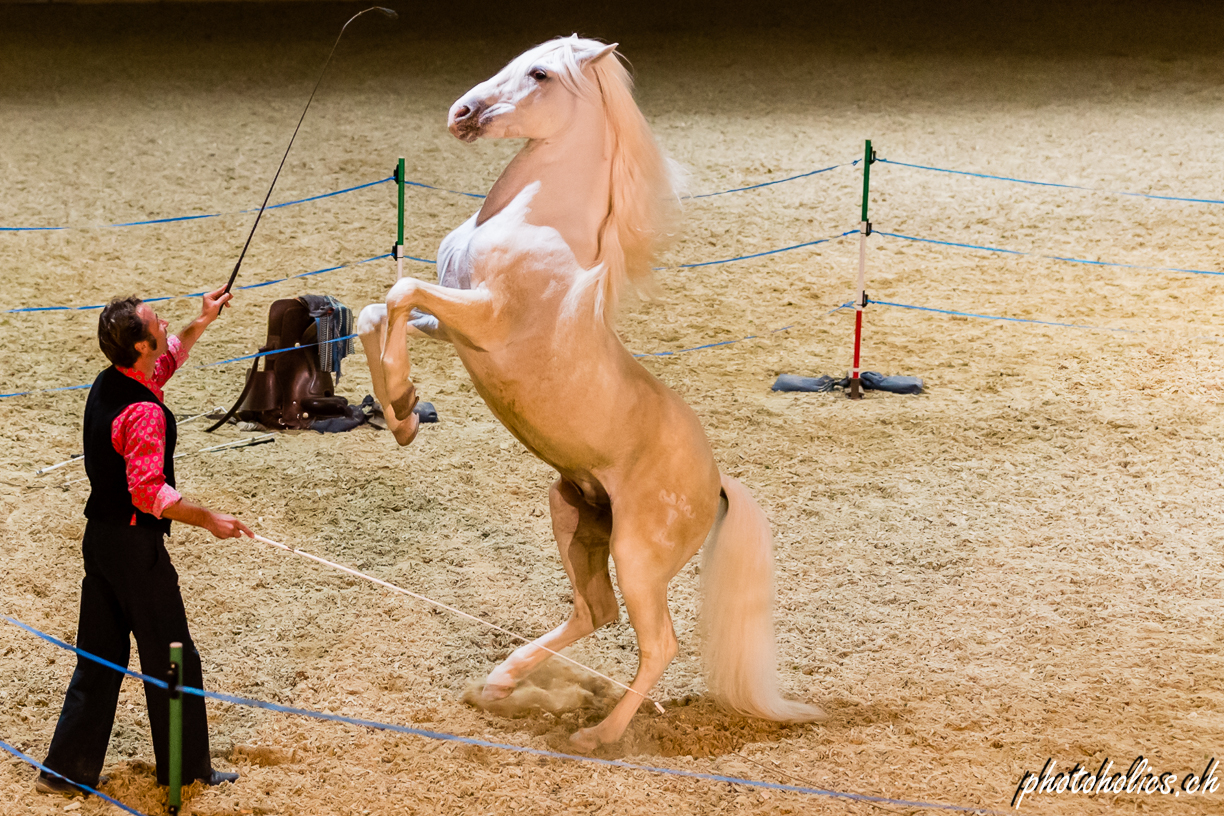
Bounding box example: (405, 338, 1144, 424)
(1, 2, 1222, 815)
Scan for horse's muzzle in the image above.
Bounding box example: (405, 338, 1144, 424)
(448, 102, 483, 143)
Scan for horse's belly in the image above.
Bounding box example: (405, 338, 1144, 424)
(452, 345, 621, 471)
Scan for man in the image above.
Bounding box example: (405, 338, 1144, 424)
(38, 287, 251, 796)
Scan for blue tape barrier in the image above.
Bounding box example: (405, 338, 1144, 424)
(0, 739, 150, 816)
(1, 177, 395, 233)
(3, 253, 392, 315)
(3, 616, 1001, 814)
(877, 230, 1223, 278)
(878, 158, 1224, 206)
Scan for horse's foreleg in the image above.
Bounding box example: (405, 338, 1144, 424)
(382, 278, 498, 422)
(358, 304, 419, 446)
(483, 479, 617, 699)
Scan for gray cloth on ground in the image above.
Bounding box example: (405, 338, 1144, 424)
(771, 372, 924, 395)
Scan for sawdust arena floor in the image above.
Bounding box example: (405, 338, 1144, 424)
(1, 3, 1222, 815)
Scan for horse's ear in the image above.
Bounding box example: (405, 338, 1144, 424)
(585, 43, 618, 65)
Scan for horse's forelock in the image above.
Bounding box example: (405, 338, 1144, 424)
(500, 38, 596, 99)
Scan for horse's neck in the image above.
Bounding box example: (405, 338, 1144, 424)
(477, 111, 611, 269)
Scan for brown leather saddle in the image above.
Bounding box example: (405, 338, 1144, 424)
(207, 297, 350, 431)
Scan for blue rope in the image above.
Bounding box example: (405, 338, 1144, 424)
(198, 334, 357, 368)
(634, 303, 852, 358)
(877, 231, 1223, 277)
(0, 286, 853, 398)
(3, 253, 391, 314)
(0, 382, 92, 399)
(0, 177, 395, 233)
(869, 299, 1140, 333)
(0, 300, 836, 398)
(662, 230, 859, 270)
(261, 177, 394, 211)
(878, 158, 1224, 206)
(0, 231, 861, 396)
(3, 615, 1001, 814)
(391, 161, 861, 201)
(1, 161, 857, 233)
(4, 227, 856, 316)
(0, 739, 150, 816)
(688, 162, 851, 198)
(403, 179, 485, 199)
(0, 334, 357, 399)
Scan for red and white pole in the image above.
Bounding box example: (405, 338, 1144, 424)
(849, 140, 874, 400)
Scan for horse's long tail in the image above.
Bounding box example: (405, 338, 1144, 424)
(699, 474, 827, 722)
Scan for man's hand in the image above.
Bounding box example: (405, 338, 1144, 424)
(177, 287, 233, 356)
(204, 511, 253, 540)
(201, 286, 233, 324)
(163, 498, 253, 539)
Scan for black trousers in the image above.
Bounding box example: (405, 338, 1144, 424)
(43, 521, 213, 786)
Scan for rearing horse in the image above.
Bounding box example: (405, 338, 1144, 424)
(359, 36, 823, 751)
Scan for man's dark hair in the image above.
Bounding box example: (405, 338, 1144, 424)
(98, 296, 152, 367)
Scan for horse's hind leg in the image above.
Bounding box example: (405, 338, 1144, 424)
(483, 479, 617, 699)
(357, 304, 419, 446)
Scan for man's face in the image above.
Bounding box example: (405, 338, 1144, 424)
(136, 303, 168, 358)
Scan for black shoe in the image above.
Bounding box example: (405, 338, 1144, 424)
(35, 773, 109, 797)
(200, 769, 239, 786)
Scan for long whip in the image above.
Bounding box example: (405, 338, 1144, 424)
(221, 6, 398, 297)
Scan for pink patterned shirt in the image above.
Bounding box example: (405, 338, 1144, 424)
(112, 336, 188, 522)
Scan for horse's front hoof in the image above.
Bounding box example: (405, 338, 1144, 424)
(481, 683, 515, 702)
(392, 391, 419, 423)
(391, 414, 420, 447)
(568, 727, 601, 754)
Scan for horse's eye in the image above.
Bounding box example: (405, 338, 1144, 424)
(530, 69, 548, 82)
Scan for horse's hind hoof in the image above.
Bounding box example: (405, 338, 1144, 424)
(481, 683, 515, 702)
(568, 727, 601, 754)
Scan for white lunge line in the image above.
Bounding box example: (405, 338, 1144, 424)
(251, 533, 666, 714)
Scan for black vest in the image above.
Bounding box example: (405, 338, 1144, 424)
(83, 366, 177, 535)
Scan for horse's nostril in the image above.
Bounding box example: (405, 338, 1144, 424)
(455, 105, 472, 121)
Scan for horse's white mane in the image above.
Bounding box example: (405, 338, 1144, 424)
(524, 37, 681, 322)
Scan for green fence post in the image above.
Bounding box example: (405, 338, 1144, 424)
(167, 642, 183, 815)
(849, 139, 875, 400)
(395, 156, 406, 280)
